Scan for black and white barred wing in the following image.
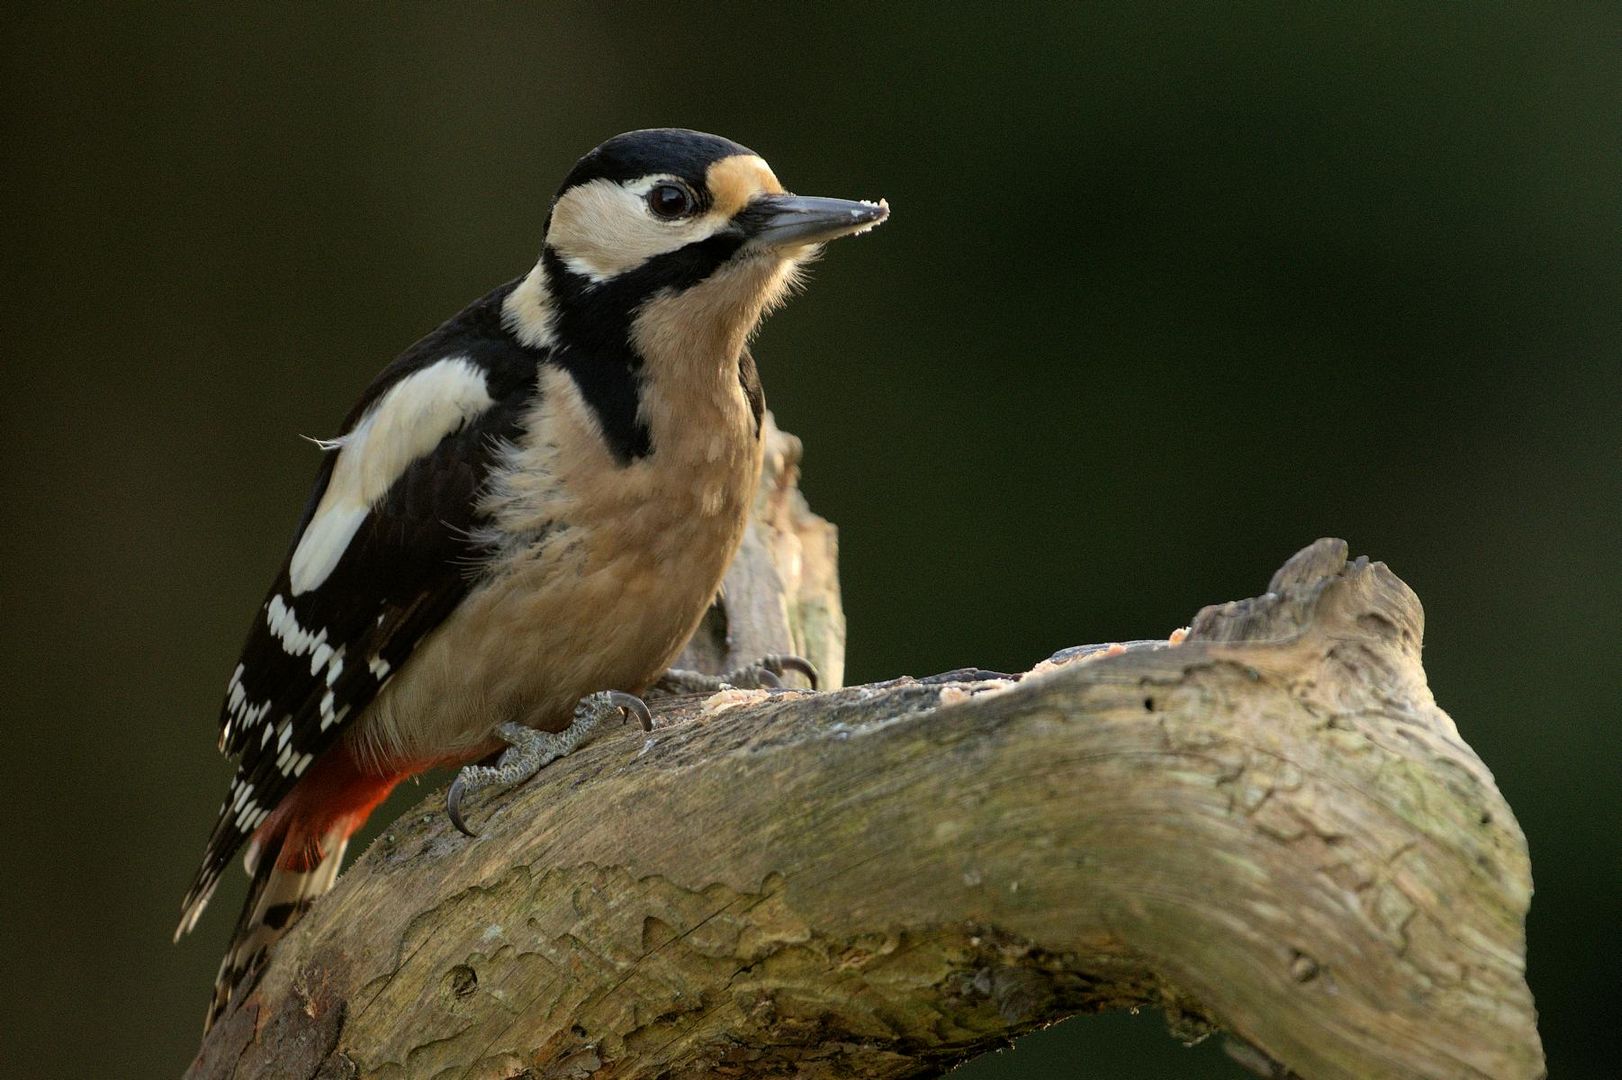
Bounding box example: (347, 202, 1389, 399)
(178, 355, 532, 935)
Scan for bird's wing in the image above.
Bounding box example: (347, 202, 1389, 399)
(180, 324, 539, 931)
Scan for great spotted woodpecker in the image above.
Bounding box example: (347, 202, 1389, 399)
(176, 128, 887, 1029)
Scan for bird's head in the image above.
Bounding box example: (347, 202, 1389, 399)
(507, 129, 887, 362)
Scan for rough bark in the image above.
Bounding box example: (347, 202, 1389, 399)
(189, 419, 1543, 1080)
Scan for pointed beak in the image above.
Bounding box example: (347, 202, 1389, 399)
(741, 194, 890, 250)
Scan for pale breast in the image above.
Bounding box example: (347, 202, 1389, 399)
(352, 362, 763, 769)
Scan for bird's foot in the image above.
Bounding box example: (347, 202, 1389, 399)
(654, 653, 820, 694)
(446, 690, 651, 837)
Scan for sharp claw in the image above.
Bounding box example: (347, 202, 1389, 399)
(768, 654, 820, 690)
(755, 668, 784, 689)
(446, 697, 641, 840)
(607, 690, 653, 732)
(446, 776, 478, 837)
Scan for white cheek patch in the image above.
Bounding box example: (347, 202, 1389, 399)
(548, 176, 724, 283)
(289, 356, 494, 595)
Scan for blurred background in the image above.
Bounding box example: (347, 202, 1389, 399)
(3, 4, 1616, 1077)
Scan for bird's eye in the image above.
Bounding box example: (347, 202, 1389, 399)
(647, 182, 695, 220)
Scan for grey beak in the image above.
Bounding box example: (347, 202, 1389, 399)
(743, 194, 890, 249)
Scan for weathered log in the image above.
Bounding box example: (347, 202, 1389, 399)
(189, 419, 1542, 1080)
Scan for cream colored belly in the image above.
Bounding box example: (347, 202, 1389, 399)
(346, 341, 766, 772)
(352, 496, 750, 770)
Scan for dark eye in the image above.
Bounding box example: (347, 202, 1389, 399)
(647, 182, 695, 219)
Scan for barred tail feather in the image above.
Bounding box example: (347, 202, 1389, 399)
(206, 827, 349, 1031)
(186, 744, 415, 1030)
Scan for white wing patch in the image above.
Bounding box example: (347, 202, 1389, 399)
(289, 506, 367, 598)
(289, 356, 494, 596)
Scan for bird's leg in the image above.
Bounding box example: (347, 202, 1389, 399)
(654, 653, 820, 694)
(446, 690, 652, 837)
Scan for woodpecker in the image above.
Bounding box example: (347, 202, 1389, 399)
(177, 128, 887, 1029)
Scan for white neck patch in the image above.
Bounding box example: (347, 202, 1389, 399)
(502, 262, 558, 349)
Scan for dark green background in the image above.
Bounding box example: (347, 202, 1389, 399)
(3, 4, 1615, 1077)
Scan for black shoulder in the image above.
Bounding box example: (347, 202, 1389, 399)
(185, 283, 547, 916)
(287, 280, 540, 541)
(333, 280, 538, 432)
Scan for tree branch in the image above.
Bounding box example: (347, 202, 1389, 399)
(189, 420, 1543, 1080)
